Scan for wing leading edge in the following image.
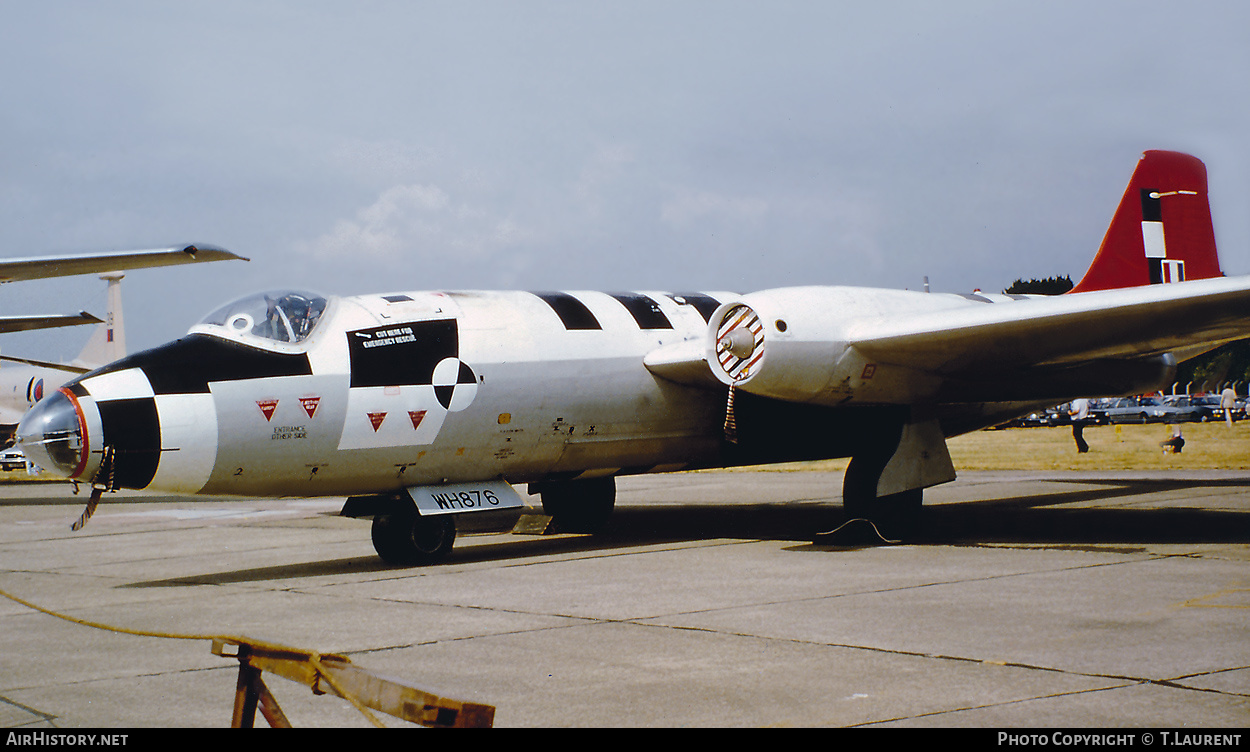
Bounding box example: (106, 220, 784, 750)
(0, 312, 102, 336)
(0, 243, 247, 283)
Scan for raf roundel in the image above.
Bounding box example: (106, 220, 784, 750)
(432, 357, 478, 412)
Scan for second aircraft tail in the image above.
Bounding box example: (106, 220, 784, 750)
(72, 273, 126, 369)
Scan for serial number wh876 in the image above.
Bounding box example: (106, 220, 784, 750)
(408, 481, 524, 516)
(430, 489, 502, 510)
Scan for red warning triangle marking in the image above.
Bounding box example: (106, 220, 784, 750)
(408, 410, 427, 429)
(300, 396, 321, 418)
(368, 412, 387, 432)
(257, 399, 278, 421)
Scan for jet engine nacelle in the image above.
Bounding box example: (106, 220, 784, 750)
(707, 287, 862, 405)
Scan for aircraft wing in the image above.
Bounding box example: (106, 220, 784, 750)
(0, 353, 91, 374)
(852, 275, 1250, 374)
(0, 244, 246, 283)
(0, 312, 102, 335)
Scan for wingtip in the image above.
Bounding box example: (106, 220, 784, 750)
(181, 243, 249, 262)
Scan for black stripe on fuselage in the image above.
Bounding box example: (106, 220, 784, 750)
(97, 397, 161, 489)
(531, 292, 602, 330)
(608, 293, 673, 330)
(87, 335, 313, 395)
(666, 293, 722, 322)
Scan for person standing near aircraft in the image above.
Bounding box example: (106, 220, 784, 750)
(1069, 398, 1091, 453)
(1220, 385, 1237, 426)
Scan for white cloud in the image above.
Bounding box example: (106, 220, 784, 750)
(297, 183, 537, 269)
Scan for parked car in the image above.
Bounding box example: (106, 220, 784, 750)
(1084, 398, 1117, 425)
(1104, 395, 1201, 423)
(1104, 396, 1173, 423)
(1015, 405, 1069, 427)
(0, 448, 27, 471)
(1046, 405, 1072, 426)
(1185, 394, 1227, 422)
(1156, 393, 1248, 422)
(1161, 395, 1205, 422)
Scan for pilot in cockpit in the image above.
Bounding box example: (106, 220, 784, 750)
(197, 289, 328, 347)
(263, 292, 324, 342)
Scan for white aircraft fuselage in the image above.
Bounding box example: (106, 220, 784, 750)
(20, 289, 742, 498)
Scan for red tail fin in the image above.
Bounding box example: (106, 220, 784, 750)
(1069, 150, 1221, 294)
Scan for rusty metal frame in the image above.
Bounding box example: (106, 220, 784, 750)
(212, 638, 495, 728)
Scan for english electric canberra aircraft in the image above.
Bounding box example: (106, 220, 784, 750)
(17, 152, 1250, 564)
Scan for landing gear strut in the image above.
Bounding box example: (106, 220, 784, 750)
(842, 453, 925, 538)
(840, 414, 955, 539)
(534, 476, 616, 533)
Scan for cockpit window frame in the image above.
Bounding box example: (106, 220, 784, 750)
(189, 290, 333, 352)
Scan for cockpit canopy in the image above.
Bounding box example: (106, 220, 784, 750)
(195, 290, 329, 345)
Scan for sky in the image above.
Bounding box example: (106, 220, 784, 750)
(0, 1, 1247, 359)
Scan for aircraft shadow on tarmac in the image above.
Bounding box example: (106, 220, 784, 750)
(0, 490, 220, 507)
(123, 476, 1250, 588)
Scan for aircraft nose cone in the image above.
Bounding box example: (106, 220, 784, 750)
(16, 389, 91, 479)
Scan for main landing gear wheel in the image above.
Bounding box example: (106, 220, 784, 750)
(538, 476, 616, 533)
(371, 512, 456, 565)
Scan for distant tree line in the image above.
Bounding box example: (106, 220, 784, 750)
(1177, 340, 1250, 393)
(1003, 275, 1074, 295)
(1004, 275, 1250, 393)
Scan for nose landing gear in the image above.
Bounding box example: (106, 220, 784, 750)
(370, 509, 457, 566)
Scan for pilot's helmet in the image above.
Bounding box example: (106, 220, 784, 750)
(281, 293, 320, 336)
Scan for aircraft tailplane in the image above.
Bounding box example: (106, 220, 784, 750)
(1070, 150, 1222, 294)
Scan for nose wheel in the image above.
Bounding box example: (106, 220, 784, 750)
(371, 512, 456, 565)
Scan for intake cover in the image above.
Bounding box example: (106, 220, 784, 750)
(710, 303, 765, 384)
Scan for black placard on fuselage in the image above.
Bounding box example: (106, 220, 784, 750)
(348, 320, 458, 388)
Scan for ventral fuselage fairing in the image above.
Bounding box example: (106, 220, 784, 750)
(18, 150, 1250, 565)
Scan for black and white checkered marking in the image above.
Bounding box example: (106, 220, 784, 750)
(432, 357, 478, 412)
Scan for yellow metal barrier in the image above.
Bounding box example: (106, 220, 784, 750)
(212, 638, 495, 728)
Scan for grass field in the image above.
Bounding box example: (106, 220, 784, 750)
(950, 421, 1250, 471)
(736, 421, 1250, 473)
